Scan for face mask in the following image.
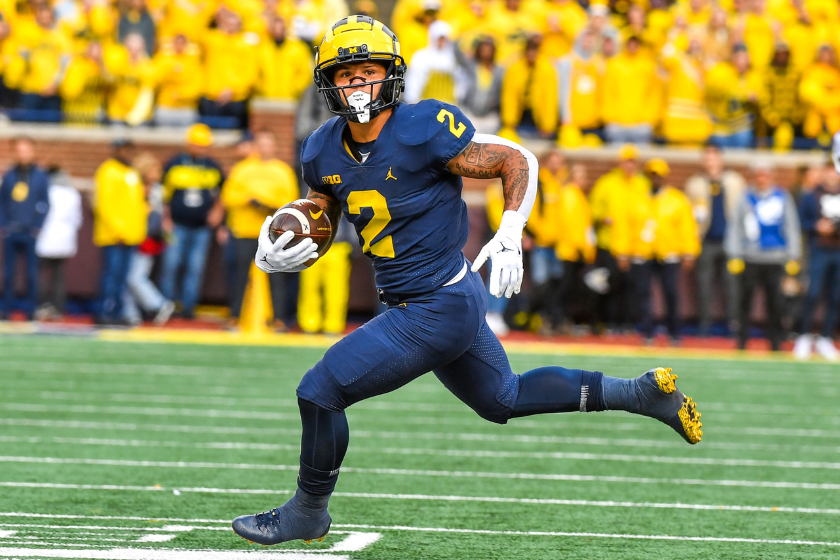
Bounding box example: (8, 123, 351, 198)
(346, 90, 372, 124)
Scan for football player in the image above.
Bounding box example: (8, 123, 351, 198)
(232, 16, 703, 546)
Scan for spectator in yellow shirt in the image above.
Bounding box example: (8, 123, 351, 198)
(92, 139, 148, 325)
(525, 149, 566, 334)
(199, 8, 261, 129)
(705, 43, 765, 148)
(631, 159, 699, 344)
(553, 162, 596, 332)
(500, 35, 558, 140)
(104, 32, 155, 124)
(152, 33, 203, 126)
(486, 0, 545, 65)
(60, 40, 109, 124)
(558, 28, 605, 138)
(660, 37, 713, 145)
(9, 3, 72, 116)
(799, 44, 840, 142)
(589, 144, 649, 331)
(542, 0, 588, 60)
(156, 0, 217, 43)
(221, 129, 299, 328)
(758, 42, 804, 149)
(602, 36, 659, 144)
(259, 15, 314, 102)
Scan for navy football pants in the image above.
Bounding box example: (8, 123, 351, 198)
(295, 269, 604, 495)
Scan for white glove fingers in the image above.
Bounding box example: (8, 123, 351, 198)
(488, 264, 501, 298)
(286, 248, 320, 268)
(281, 237, 316, 260)
(514, 266, 524, 294)
(270, 229, 296, 252)
(471, 247, 489, 272)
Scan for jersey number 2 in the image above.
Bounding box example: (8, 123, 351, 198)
(347, 190, 395, 258)
(437, 109, 466, 138)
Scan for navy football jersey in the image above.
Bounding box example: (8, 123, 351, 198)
(302, 100, 476, 294)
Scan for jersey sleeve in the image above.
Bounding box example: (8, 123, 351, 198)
(423, 101, 476, 168)
(300, 133, 332, 197)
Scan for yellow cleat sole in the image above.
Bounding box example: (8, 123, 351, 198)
(305, 535, 327, 544)
(678, 396, 703, 444)
(653, 367, 677, 393)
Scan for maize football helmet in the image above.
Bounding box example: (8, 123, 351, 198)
(314, 15, 405, 123)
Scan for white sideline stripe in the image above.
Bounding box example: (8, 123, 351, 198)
(0, 483, 836, 515)
(326, 533, 381, 552)
(3, 452, 840, 471)
(0, 536, 125, 542)
(0, 533, 14, 539)
(5, 513, 838, 547)
(331, 523, 840, 547)
(6, 416, 840, 441)
(0, 548, 349, 559)
(0, 524, 213, 533)
(3, 434, 837, 456)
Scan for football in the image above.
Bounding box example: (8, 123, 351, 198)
(268, 199, 332, 260)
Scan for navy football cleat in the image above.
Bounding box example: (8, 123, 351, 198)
(638, 367, 703, 444)
(232, 490, 331, 546)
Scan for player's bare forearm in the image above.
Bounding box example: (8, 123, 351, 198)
(307, 188, 343, 251)
(447, 141, 531, 212)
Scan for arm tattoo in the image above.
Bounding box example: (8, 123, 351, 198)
(448, 141, 530, 211)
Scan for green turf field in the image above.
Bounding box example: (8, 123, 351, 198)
(0, 334, 838, 559)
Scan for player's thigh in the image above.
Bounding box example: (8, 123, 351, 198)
(298, 290, 483, 411)
(433, 320, 519, 424)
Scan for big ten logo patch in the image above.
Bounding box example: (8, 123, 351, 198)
(322, 174, 342, 185)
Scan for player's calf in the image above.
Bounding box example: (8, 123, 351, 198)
(232, 488, 331, 546)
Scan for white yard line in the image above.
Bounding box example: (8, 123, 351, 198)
(1, 434, 835, 456)
(331, 523, 840, 547)
(2, 451, 839, 471)
(0, 484, 835, 515)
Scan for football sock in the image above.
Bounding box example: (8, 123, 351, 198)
(510, 367, 605, 417)
(602, 373, 673, 420)
(297, 398, 349, 496)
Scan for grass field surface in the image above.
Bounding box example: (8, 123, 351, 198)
(0, 334, 838, 559)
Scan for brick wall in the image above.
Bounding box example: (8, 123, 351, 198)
(0, 101, 828, 318)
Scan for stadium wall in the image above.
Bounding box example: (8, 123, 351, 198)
(0, 100, 827, 319)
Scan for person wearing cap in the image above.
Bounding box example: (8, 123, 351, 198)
(725, 158, 801, 351)
(158, 123, 224, 320)
(404, 20, 468, 105)
(799, 45, 840, 143)
(705, 43, 765, 148)
(793, 159, 840, 360)
(614, 158, 699, 344)
(589, 143, 649, 332)
(686, 144, 746, 336)
(758, 41, 804, 150)
(500, 34, 558, 140)
(92, 139, 148, 325)
(602, 35, 659, 144)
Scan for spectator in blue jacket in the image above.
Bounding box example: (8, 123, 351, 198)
(0, 137, 50, 320)
(793, 160, 840, 361)
(159, 124, 224, 319)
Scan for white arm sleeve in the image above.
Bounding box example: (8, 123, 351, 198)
(833, 130, 840, 174)
(470, 133, 538, 223)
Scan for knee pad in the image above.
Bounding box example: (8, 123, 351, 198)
(471, 401, 514, 425)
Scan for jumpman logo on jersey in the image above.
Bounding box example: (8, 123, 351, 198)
(385, 167, 398, 181)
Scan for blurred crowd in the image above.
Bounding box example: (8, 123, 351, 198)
(0, 0, 838, 149)
(482, 142, 840, 358)
(3, 128, 840, 359)
(0, 124, 356, 337)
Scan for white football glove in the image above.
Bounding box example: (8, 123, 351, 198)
(471, 211, 526, 298)
(255, 216, 319, 273)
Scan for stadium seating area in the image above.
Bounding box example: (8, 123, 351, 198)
(0, 0, 838, 148)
